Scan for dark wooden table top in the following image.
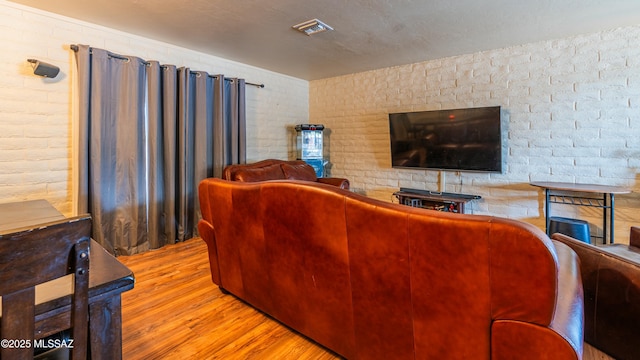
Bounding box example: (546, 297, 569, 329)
(0, 199, 134, 312)
(0, 199, 67, 232)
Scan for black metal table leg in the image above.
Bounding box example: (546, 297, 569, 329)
(545, 188, 550, 236)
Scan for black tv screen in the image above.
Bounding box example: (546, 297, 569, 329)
(389, 106, 502, 172)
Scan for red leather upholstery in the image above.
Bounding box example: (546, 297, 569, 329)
(198, 179, 583, 359)
(631, 226, 640, 247)
(280, 162, 317, 180)
(222, 159, 350, 190)
(552, 231, 640, 360)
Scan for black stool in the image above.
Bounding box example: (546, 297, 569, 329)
(549, 216, 591, 244)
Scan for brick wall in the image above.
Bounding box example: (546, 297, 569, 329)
(310, 26, 640, 244)
(2, 1, 639, 243)
(0, 1, 308, 215)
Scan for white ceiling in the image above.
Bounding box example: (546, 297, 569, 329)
(10, 0, 640, 80)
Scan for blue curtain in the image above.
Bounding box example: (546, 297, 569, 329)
(74, 45, 246, 255)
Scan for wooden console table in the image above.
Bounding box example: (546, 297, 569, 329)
(530, 182, 631, 244)
(0, 199, 135, 359)
(394, 189, 481, 214)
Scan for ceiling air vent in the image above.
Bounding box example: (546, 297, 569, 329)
(292, 18, 334, 36)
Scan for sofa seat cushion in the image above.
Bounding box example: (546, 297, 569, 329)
(598, 243, 640, 263)
(233, 163, 284, 182)
(281, 162, 318, 181)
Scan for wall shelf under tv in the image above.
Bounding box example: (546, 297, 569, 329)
(394, 188, 481, 214)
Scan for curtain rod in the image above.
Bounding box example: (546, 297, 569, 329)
(70, 44, 264, 88)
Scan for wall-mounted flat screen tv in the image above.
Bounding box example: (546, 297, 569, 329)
(389, 106, 502, 172)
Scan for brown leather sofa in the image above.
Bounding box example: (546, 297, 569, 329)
(222, 159, 350, 190)
(198, 179, 584, 359)
(552, 228, 640, 360)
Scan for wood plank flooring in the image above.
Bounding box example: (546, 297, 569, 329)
(119, 238, 339, 360)
(118, 238, 613, 360)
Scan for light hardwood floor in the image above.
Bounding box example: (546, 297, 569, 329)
(118, 238, 613, 360)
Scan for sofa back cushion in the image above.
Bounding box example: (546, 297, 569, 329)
(281, 161, 317, 181)
(232, 163, 284, 182)
(343, 195, 559, 358)
(200, 179, 356, 358)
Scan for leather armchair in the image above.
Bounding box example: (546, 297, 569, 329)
(222, 159, 350, 190)
(552, 228, 640, 360)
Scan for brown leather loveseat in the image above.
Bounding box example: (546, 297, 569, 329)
(198, 179, 584, 359)
(552, 228, 640, 360)
(222, 159, 350, 190)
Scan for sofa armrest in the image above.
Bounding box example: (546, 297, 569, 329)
(631, 226, 640, 248)
(491, 240, 583, 359)
(197, 219, 221, 286)
(549, 240, 584, 354)
(317, 177, 350, 190)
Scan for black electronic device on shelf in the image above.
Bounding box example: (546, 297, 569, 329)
(394, 188, 481, 214)
(399, 187, 481, 200)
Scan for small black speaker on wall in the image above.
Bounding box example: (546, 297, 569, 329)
(27, 59, 60, 78)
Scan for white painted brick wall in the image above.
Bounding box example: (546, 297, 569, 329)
(3, 0, 639, 244)
(0, 0, 308, 215)
(310, 25, 640, 244)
